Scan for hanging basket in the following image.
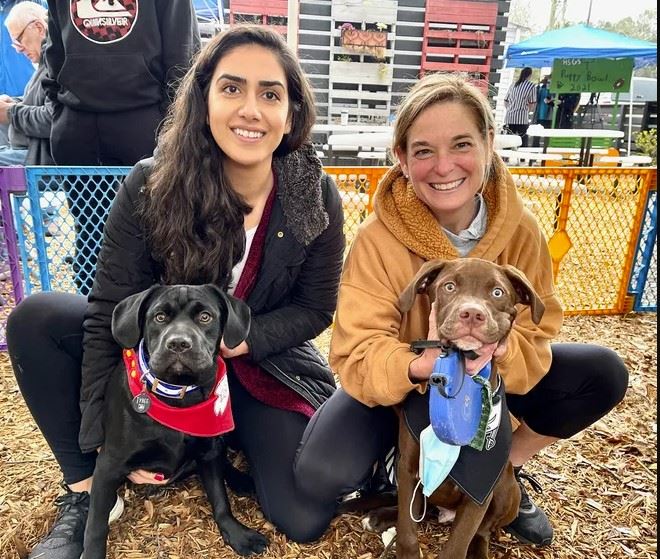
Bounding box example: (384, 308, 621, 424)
(340, 28, 387, 60)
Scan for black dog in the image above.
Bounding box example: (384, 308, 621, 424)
(82, 284, 269, 558)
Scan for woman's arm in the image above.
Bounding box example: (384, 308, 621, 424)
(78, 163, 158, 453)
(246, 175, 346, 362)
(330, 228, 425, 407)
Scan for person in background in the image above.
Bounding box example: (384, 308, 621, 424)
(532, 74, 554, 148)
(504, 67, 537, 147)
(0, 1, 53, 166)
(0, 1, 54, 282)
(0, 0, 46, 146)
(43, 0, 200, 166)
(557, 93, 581, 129)
(43, 0, 201, 293)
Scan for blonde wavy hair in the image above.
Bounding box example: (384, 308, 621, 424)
(392, 73, 507, 189)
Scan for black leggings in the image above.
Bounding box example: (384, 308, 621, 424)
(7, 292, 378, 543)
(506, 123, 530, 148)
(7, 292, 628, 542)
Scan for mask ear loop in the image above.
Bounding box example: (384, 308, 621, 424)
(409, 479, 427, 523)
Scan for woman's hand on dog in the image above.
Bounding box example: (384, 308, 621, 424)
(463, 339, 508, 375)
(127, 469, 169, 485)
(98, 448, 169, 485)
(220, 339, 249, 358)
(409, 303, 443, 382)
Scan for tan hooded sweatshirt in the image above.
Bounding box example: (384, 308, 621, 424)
(329, 162, 563, 407)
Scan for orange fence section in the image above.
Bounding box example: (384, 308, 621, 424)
(328, 166, 657, 315)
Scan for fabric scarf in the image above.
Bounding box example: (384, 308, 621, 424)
(231, 176, 316, 418)
(373, 164, 504, 262)
(123, 349, 234, 437)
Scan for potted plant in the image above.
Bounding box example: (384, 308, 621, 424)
(340, 22, 387, 61)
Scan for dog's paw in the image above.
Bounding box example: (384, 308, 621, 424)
(437, 506, 456, 525)
(223, 525, 269, 556)
(361, 506, 397, 533)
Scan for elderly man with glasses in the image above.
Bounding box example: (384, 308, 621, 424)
(0, 1, 54, 283)
(0, 1, 53, 166)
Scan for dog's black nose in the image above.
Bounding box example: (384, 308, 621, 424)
(166, 336, 193, 353)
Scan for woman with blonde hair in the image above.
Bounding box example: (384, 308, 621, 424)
(295, 73, 628, 548)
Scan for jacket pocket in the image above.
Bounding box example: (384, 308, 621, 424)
(57, 54, 163, 112)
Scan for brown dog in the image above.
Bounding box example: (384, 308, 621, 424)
(366, 258, 545, 559)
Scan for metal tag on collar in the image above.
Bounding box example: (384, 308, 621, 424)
(132, 391, 152, 414)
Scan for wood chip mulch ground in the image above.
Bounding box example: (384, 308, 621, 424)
(0, 313, 656, 559)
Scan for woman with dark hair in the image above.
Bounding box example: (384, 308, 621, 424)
(7, 26, 345, 558)
(504, 67, 537, 147)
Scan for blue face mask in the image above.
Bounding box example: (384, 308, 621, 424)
(418, 425, 461, 498)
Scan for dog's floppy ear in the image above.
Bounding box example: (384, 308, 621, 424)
(399, 259, 450, 313)
(207, 285, 251, 349)
(502, 265, 545, 325)
(112, 285, 164, 348)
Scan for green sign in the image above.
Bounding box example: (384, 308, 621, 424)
(549, 58, 634, 94)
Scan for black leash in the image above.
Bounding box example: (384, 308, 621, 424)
(409, 340, 479, 360)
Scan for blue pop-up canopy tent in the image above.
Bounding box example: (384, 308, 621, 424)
(505, 24, 657, 152)
(193, 0, 224, 24)
(505, 24, 657, 69)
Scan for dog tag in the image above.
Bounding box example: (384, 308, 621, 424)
(132, 392, 151, 414)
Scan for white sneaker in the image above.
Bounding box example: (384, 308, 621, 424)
(108, 494, 124, 524)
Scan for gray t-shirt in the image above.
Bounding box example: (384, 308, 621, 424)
(442, 194, 488, 257)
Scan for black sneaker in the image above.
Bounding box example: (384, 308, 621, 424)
(337, 458, 397, 513)
(505, 467, 553, 547)
(28, 486, 89, 559)
(28, 484, 124, 559)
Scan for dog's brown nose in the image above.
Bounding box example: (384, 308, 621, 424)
(458, 305, 486, 326)
(166, 336, 193, 353)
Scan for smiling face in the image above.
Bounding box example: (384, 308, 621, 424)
(207, 44, 292, 178)
(396, 101, 493, 233)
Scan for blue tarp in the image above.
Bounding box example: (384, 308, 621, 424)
(505, 24, 658, 69)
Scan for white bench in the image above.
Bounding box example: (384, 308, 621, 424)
(596, 155, 653, 167)
(514, 152, 564, 164)
(358, 151, 388, 164)
(498, 150, 563, 165)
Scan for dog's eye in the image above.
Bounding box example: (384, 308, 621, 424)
(492, 287, 505, 298)
(443, 281, 456, 292)
(154, 312, 167, 323)
(198, 311, 213, 324)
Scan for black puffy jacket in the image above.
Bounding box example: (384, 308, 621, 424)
(78, 145, 345, 453)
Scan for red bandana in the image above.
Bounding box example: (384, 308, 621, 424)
(123, 349, 234, 437)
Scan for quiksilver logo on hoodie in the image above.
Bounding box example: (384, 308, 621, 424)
(70, 0, 138, 44)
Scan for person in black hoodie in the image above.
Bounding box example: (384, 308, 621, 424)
(8, 26, 345, 559)
(44, 0, 200, 165)
(43, 0, 200, 294)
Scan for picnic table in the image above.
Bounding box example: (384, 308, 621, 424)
(526, 125, 625, 167)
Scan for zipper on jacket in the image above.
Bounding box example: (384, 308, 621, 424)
(262, 358, 320, 409)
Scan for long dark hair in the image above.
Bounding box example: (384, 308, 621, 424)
(515, 67, 533, 86)
(142, 26, 316, 287)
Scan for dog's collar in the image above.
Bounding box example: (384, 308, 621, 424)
(137, 340, 200, 399)
(123, 348, 234, 437)
(410, 340, 479, 361)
